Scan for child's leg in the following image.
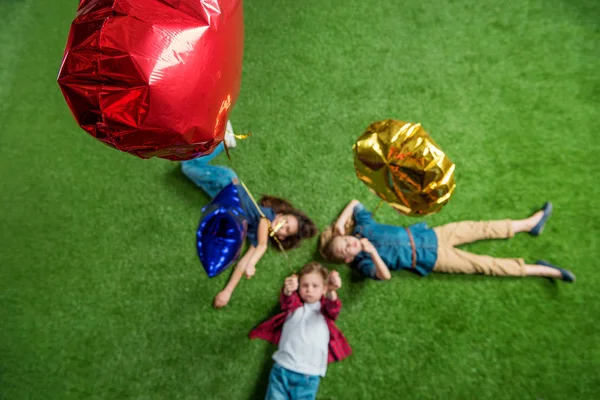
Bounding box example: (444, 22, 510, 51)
(288, 370, 320, 400)
(434, 210, 546, 247)
(524, 265, 562, 279)
(264, 363, 291, 400)
(434, 247, 566, 279)
(188, 142, 226, 165)
(181, 143, 238, 199)
(433, 245, 526, 276)
(181, 163, 238, 199)
(434, 235, 572, 280)
(434, 220, 514, 247)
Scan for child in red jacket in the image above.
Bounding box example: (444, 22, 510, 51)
(249, 262, 351, 400)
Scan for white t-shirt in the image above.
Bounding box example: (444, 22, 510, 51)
(272, 301, 330, 377)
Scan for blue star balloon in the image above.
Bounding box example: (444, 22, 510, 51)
(197, 183, 248, 277)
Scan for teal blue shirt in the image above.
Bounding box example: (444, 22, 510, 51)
(351, 203, 438, 278)
(236, 184, 275, 247)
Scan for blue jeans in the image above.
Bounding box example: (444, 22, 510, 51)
(265, 363, 320, 400)
(180, 143, 238, 199)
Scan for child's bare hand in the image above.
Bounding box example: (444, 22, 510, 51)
(283, 274, 299, 295)
(213, 290, 232, 309)
(245, 264, 256, 279)
(360, 238, 376, 254)
(328, 270, 342, 291)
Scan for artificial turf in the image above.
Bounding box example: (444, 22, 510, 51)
(1, 0, 599, 399)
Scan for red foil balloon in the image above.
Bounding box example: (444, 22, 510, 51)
(57, 0, 244, 160)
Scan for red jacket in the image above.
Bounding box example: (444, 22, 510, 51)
(249, 290, 352, 363)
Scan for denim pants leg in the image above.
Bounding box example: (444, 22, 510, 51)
(180, 143, 238, 199)
(265, 363, 291, 400)
(265, 364, 320, 400)
(288, 370, 320, 400)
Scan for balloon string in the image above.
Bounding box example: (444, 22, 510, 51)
(223, 131, 251, 164)
(372, 200, 384, 217)
(240, 181, 288, 257)
(223, 142, 233, 165)
(233, 132, 252, 140)
(223, 133, 286, 256)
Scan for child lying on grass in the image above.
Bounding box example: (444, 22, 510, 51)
(249, 262, 351, 400)
(319, 200, 575, 283)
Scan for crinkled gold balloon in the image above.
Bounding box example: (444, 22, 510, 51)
(353, 119, 456, 216)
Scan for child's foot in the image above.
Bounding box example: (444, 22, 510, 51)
(529, 202, 553, 236)
(224, 120, 237, 149)
(537, 260, 575, 283)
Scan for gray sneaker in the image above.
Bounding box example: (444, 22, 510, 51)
(224, 120, 237, 148)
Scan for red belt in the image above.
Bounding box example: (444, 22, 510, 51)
(404, 227, 417, 269)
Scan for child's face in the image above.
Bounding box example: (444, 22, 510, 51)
(273, 214, 299, 240)
(299, 272, 326, 304)
(332, 235, 362, 263)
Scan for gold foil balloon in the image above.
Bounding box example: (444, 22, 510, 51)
(353, 119, 456, 216)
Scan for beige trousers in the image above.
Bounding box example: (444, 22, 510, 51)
(433, 220, 526, 276)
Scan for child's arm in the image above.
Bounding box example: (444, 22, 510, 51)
(213, 246, 256, 308)
(244, 218, 270, 278)
(360, 238, 392, 280)
(326, 290, 338, 302)
(280, 275, 302, 310)
(334, 199, 360, 235)
(326, 270, 342, 301)
(323, 271, 342, 320)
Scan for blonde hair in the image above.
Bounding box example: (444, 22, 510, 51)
(318, 219, 355, 262)
(298, 261, 329, 282)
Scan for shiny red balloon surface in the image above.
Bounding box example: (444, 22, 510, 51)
(58, 0, 244, 160)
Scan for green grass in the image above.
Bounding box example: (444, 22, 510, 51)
(1, 0, 599, 399)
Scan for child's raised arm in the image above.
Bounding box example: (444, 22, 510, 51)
(324, 271, 342, 319)
(280, 275, 302, 311)
(360, 238, 392, 280)
(334, 199, 360, 235)
(243, 218, 270, 278)
(326, 270, 342, 302)
(283, 274, 299, 296)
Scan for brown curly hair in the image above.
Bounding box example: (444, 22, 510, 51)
(259, 195, 317, 251)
